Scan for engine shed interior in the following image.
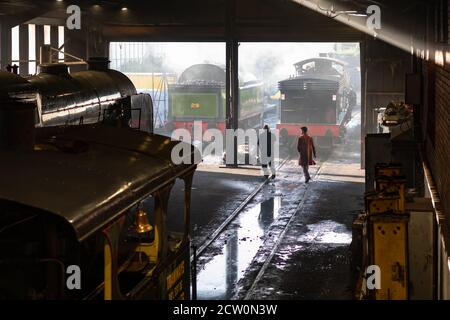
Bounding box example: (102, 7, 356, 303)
(0, 0, 448, 305)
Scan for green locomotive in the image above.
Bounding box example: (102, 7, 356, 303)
(166, 64, 265, 136)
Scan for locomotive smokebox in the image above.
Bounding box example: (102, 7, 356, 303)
(0, 101, 37, 151)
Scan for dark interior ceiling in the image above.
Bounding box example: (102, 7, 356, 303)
(0, 0, 429, 43)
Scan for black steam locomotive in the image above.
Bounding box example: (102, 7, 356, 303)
(0, 61, 198, 299)
(277, 57, 357, 147)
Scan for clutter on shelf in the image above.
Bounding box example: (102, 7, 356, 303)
(381, 101, 413, 127)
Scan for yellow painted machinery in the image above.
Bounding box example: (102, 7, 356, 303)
(358, 163, 409, 300)
(365, 191, 401, 215)
(375, 175, 406, 212)
(367, 213, 409, 299)
(375, 163, 402, 177)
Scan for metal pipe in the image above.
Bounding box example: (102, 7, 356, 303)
(225, 0, 239, 167)
(51, 47, 85, 63)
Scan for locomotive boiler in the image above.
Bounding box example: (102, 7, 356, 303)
(0, 62, 198, 299)
(1, 58, 153, 133)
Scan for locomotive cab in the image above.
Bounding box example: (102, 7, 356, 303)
(0, 123, 198, 300)
(296, 58, 344, 77)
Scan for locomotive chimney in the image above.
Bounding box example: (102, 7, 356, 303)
(0, 101, 37, 151)
(87, 57, 110, 71)
(38, 63, 70, 76)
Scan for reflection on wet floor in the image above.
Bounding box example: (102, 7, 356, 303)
(298, 220, 352, 244)
(197, 196, 281, 300)
(195, 129, 363, 300)
(243, 138, 364, 299)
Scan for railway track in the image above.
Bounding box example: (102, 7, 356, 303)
(191, 157, 290, 260)
(191, 148, 331, 300)
(243, 161, 324, 299)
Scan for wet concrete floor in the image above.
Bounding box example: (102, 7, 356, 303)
(196, 137, 364, 300)
(196, 195, 283, 299)
(167, 166, 263, 247)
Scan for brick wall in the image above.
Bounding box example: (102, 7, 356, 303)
(427, 64, 450, 215)
(424, 1, 450, 216)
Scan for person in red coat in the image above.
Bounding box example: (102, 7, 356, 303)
(297, 126, 316, 183)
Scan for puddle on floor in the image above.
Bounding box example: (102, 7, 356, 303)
(197, 196, 281, 300)
(298, 220, 351, 244)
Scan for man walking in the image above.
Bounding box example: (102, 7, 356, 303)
(297, 126, 316, 183)
(259, 125, 276, 179)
